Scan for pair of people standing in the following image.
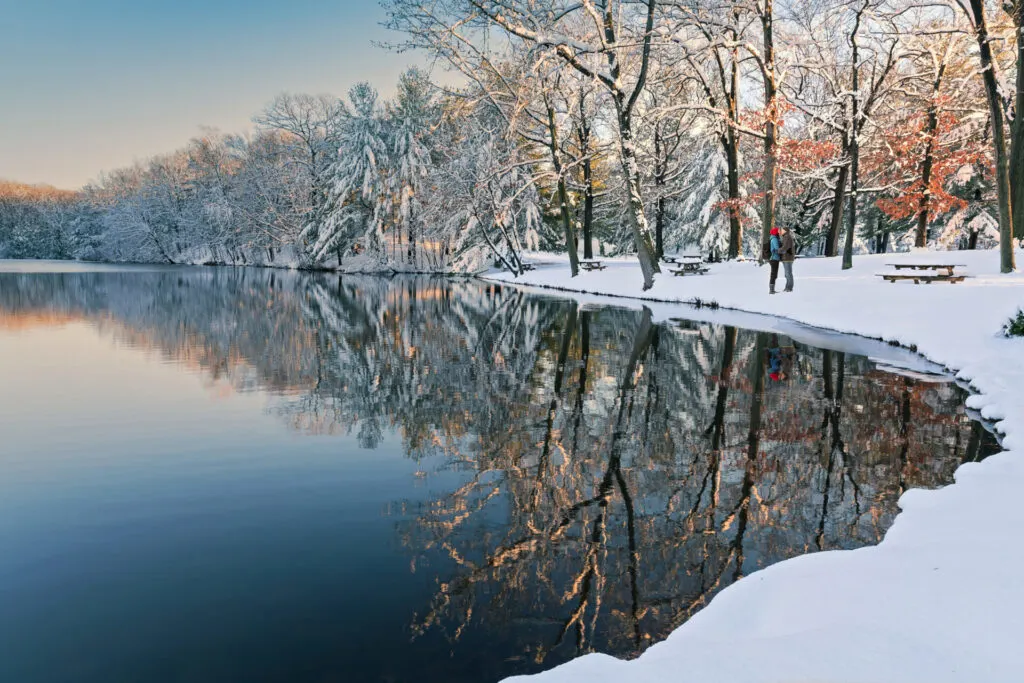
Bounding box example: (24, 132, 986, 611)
(768, 227, 794, 294)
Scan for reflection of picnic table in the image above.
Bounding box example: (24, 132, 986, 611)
(669, 260, 709, 277)
(879, 263, 967, 284)
(580, 260, 606, 272)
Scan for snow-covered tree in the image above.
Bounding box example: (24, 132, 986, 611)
(306, 83, 388, 265)
(421, 97, 543, 273)
(384, 0, 664, 289)
(385, 68, 438, 269)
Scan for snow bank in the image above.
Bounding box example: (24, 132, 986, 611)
(485, 249, 1024, 683)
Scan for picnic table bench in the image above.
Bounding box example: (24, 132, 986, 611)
(520, 262, 537, 272)
(669, 260, 709, 277)
(580, 260, 606, 272)
(879, 263, 967, 284)
(662, 255, 702, 265)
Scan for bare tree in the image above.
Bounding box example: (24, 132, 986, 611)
(253, 93, 347, 223)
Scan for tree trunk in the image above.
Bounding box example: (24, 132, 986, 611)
(546, 98, 580, 277)
(875, 214, 891, 254)
(969, 0, 1015, 272)
(843, 148, 858, 269)
(1010, 2, 1024, 243)
(309, 147, 321, 219)
(599, 0, 659, 287)
(915, 114, 938, 246)
(656, 195, 667, 260)
(582, 154, 595, 260)
(654, 125, 666, 258)
(793, 187, 813, 242)
(760, 0, 778, 248)
(826, 162, 849, 257)
(615, 100, 661, 289)
(726, 57, 743, 259)
(723, 129, 742, 259)
(408, 203, 417, 269)
(577, 96, 596, 260)
(915, 64, 946, 248)
(842, 24, 861, 271)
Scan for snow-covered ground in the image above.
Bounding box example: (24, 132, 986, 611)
(485, 248, 1024, 683)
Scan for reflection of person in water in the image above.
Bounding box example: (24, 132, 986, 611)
(768, 345, 783, 381)
(768, 336, 795, 382)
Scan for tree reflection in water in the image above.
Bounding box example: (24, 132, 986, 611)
(0, 268, 1000, 676)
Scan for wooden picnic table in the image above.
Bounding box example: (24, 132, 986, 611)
(662, 255, 702, 265)
(887, 263, 964, 277)
(670, 261, 709, 277)
(879, 263, 967, 284)
(580, 260, 606, 272)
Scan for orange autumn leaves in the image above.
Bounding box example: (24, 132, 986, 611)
(712, 100, 841, 227)
(709, 92, 986, 229)
(870, 104, 987, 222)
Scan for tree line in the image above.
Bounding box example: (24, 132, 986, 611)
(2, 0, 1022, 284)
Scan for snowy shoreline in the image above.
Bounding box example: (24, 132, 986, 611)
(485, 249, 1024, 683)
(0, 256, 474, 278)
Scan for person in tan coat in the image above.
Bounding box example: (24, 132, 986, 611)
(779, 227, 795, 292)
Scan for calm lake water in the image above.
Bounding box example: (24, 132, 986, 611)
(0, 263, 1000, 683)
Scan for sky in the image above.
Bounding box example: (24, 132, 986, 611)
(0, 0, 424, 189)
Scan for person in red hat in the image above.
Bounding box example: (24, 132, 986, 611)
(768, 227, 782, 294)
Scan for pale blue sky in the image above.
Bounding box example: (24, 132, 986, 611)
(0, 0, 422, 188)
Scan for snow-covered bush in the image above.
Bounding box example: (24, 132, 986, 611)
(1004, 310, 1024, 338)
